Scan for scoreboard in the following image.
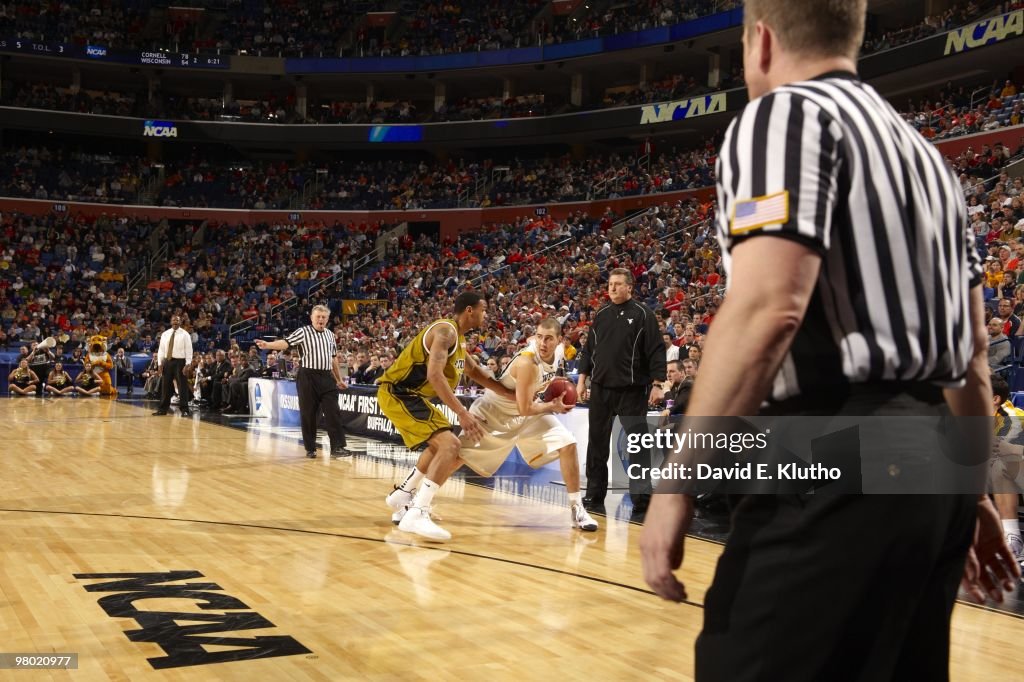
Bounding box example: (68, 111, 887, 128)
(0, 39, 230, 69)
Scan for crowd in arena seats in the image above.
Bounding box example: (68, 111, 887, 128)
(212, 0, 354, 57)
(0, 0, 739, 59)
(477, 144, 719, 207)
(4, 134, 1024, 406)
(0, 196, 718, 374)
(0, 210, 158, 350)
(281, 196, 722, 389)
(4, 63, 1022, 213)
(431, 94, 551, 121)
(0, 0, 1012, 64)
(861, 0, 1015, 55)
(955, 149, 1024, 372)
(597, 69, 744, 110)
(394, 0, 547, 56)
(901, 76, 1023, 140)
(953, 144, 1024, 258)
(535, 0, 740, 47)
(0, 142, 718, 210)
(2, 65, 1022, 213)
(0, 81, 306, 124)
(0, 146, 149, 205)
(0, 210, 388, 357)
(0, 0, 145, 49)
(0, 75, 701, 124)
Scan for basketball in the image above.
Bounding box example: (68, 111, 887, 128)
(543, 377, 577, 406)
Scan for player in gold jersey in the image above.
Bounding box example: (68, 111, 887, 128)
(379, 291, 515, 541)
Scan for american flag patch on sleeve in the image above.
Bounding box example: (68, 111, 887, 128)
(730, 191, 789, 234)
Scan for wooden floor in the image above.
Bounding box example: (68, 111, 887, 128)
(3, 397, 1023, 681)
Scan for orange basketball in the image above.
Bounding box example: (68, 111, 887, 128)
(542, 377, 577, 405)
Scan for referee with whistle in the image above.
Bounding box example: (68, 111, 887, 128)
(256, 304, 351, 459)
(640, 1, 1019, 680)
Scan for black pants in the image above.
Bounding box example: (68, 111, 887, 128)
(227, 378, 249, 411)
(158, 358, 191, 410)
(118, 369, 134, 393)
(695, 388, 977, 682)
(31, 363, 50, 396)
(585, 383, 651, 502)
(297, 368, 346, 451)
(211, 381, 227, 409)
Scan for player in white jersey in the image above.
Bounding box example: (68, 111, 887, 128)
(990, 373, 1024, 569)
(460, 317, 598, 532)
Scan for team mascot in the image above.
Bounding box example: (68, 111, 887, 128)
(87, 335, 116, 396)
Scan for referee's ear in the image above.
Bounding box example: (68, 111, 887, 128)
(750, 20, 776, 78)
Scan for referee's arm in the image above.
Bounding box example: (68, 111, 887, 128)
(943, 286, 992, 419)
(640, 94, 833, 604)
(256, 338, 290, 351)
(685, 240, 820, 416)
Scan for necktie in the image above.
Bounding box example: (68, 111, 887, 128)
(166, 328, 177, 364)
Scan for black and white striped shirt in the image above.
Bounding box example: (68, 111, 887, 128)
(284, 326, 337, 371)
(715, 71, 982, 402)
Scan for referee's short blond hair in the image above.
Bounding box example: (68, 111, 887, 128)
(311, 304, 331, 316)
(745, 0, 866, 60)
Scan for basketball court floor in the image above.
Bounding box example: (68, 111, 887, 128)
(4, 396, 1023, 680)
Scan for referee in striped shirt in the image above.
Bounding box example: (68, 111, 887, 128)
(640, 1, 1018, 680)
(256, 304, 351, 459)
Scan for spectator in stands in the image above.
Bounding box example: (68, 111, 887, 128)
(208, 350, 232, 410)
(141, 352, 161, 397)
(223, 354, 255, 413)
(663, 332, 679, 362)
(246, 347, 264, 373)
(990, 317, 1013, 368)
(998, 299, 1022, 337)
(113, 347, 134, 395)
(349, 350, 372, 384)
(363, 354, 384, 383)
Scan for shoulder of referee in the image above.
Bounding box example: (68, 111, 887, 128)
(718, 89, 845, 247)
(726, 88, 844, 147)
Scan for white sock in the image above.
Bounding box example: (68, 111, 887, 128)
(399, 467, 426, 493)
(412, 479, 440, 509)
(568, 491, 582, 506)
(1003, 518, 1021, 539)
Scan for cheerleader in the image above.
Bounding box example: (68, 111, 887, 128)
(74, 361, 101, 396)
(46, 363, 75, 397)
(8, 359, 40, 396)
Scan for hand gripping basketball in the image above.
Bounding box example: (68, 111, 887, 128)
(543, 377, 577, 406)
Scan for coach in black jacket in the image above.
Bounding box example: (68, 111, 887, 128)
(576, 267, 666, 516)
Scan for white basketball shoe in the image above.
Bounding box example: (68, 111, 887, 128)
(386, 486, 415, 524)
(571, 503, 599, 532)
(398, 506, 451, 542)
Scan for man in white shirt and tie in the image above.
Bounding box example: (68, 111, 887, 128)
(153, 315, 194, 417)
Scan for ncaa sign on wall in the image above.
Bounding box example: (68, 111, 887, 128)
(143, 120, 178, 137)
(639, 93, 727, 125)
(944, 9, 1023, 55)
